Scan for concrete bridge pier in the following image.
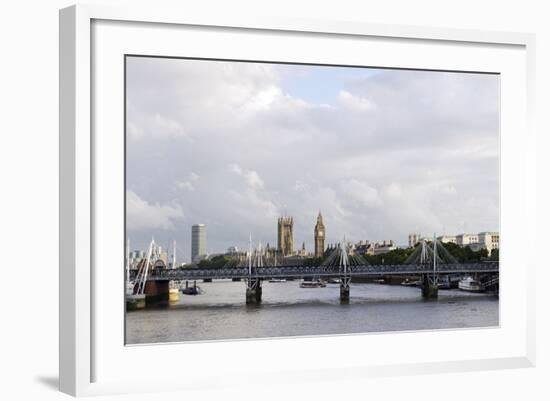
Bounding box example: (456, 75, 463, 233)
(421, 274, 438, 299)
(340, 277, 351, 303)
(144, 280, 170, 306)
(340, 284, 350, 303)
(246, 279, 262, 304)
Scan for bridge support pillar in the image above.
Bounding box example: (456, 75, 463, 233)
(340, 285, 350, 303)
(246, 279, 262, 304)
(421, 275, 438, 299)
(340, 276, 351, 303)
(144, 280, 170, 306)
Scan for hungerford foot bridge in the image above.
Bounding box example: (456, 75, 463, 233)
(129, 236, 499, 305)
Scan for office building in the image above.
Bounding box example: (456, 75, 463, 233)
(456, 233, 479, 246)
(191, 224, 206, 263)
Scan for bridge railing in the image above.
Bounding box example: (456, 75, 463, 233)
(129, 262, 499, 281)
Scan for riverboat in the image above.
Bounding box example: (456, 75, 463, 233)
(458, 276, 484, 292)
(300, 280, 326, 288)
(400, 278, 419, 287)
(437, 276, 452, 290)
(181, 286, 202, 295)
(126, 281, 135, 296)
(169, 288, 180, 302)
(180, 280, 202, 295)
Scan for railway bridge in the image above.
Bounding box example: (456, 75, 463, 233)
(128, 236, 499, 304)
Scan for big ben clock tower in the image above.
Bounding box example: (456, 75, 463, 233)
(314, 211, 325, 258)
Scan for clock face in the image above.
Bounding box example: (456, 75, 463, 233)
(318, 230, 324, 236)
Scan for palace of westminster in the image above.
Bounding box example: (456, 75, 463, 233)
(271, 212, 326, 259)
(270, 212, 398, 260)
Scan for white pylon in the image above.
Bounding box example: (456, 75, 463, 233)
(172, 239, 177, 269)
(433, 233, 437, 277)
(248, 233, 252, 276)
(136, 237, 156, 295)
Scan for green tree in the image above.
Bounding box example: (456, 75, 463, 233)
(197, 255, 231, 269)
(303, 257, 325, 266)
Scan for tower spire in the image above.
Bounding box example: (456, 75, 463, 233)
(314, 209, 326, 258)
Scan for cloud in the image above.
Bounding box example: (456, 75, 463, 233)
(337, 90, 376, 111)
(175, 173, 200, 192)
(126, 190, 184, 231)
(229, 163, 265, 190)
(125, 57, 499, 257)
(244, 85, 282, 110)
(341, 179, 382, 208)
(127, 107, 186, 140)
(176, 181, 194, 191)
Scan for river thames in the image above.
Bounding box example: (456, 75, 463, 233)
(125, 280, 499, 344)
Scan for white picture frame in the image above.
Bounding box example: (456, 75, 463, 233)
(59, 4, 536, 397)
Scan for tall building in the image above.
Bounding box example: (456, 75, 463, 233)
(478, 232, 499, 256)
(408, 233, 421, 247)
(456, 233, 479, 246)
(298, 242, 308, 257)
(191, 224, 206, 263)
(314, 211, 326, 258)
(277, 216, 294, 256)
(437, 235, 457, 244)
(372, 240, 397, 255)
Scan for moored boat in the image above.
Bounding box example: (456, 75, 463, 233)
(400, 278, 419, 287)
(458, 276, 484, 292)
(169, 288, 180, 303)
(180, 280, 202, 295)
(300, 279, 326, 288)
(437, 276, 452, 290)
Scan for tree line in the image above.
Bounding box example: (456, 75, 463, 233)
(186, 242, 498, 269)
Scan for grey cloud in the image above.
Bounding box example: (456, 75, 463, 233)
(126, 57, 499, 259)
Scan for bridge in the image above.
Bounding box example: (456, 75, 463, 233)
(143, 262, 498, 281)
(128, 236, 499, 305)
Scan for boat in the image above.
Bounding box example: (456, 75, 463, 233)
(269, 278, 287, 283)
(180, 280, 202, 295)
(327, 278, 341, 284)
(458, 276, 484, 292)
(300, 279, 326, 288)
(181, 286, 202, 295)
(400, 278, 419, 287)
(126, 281, 135, 296)
(169, 288, 180, 302)
(437, 276, 452, 290)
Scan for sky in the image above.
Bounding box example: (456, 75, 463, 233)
(126, 56, 500, 262)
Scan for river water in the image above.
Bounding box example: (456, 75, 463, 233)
(125, 280, 499, 344)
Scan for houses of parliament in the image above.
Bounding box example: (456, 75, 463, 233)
(276, 211, 325, 258)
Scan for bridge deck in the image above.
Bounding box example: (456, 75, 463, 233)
(132, 263, 498, 281)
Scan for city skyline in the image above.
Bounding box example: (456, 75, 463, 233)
(127, 212, 498, 264)
(126, 57, 499, 261)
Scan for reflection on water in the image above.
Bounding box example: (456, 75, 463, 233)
(125, 280, 499, 344)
